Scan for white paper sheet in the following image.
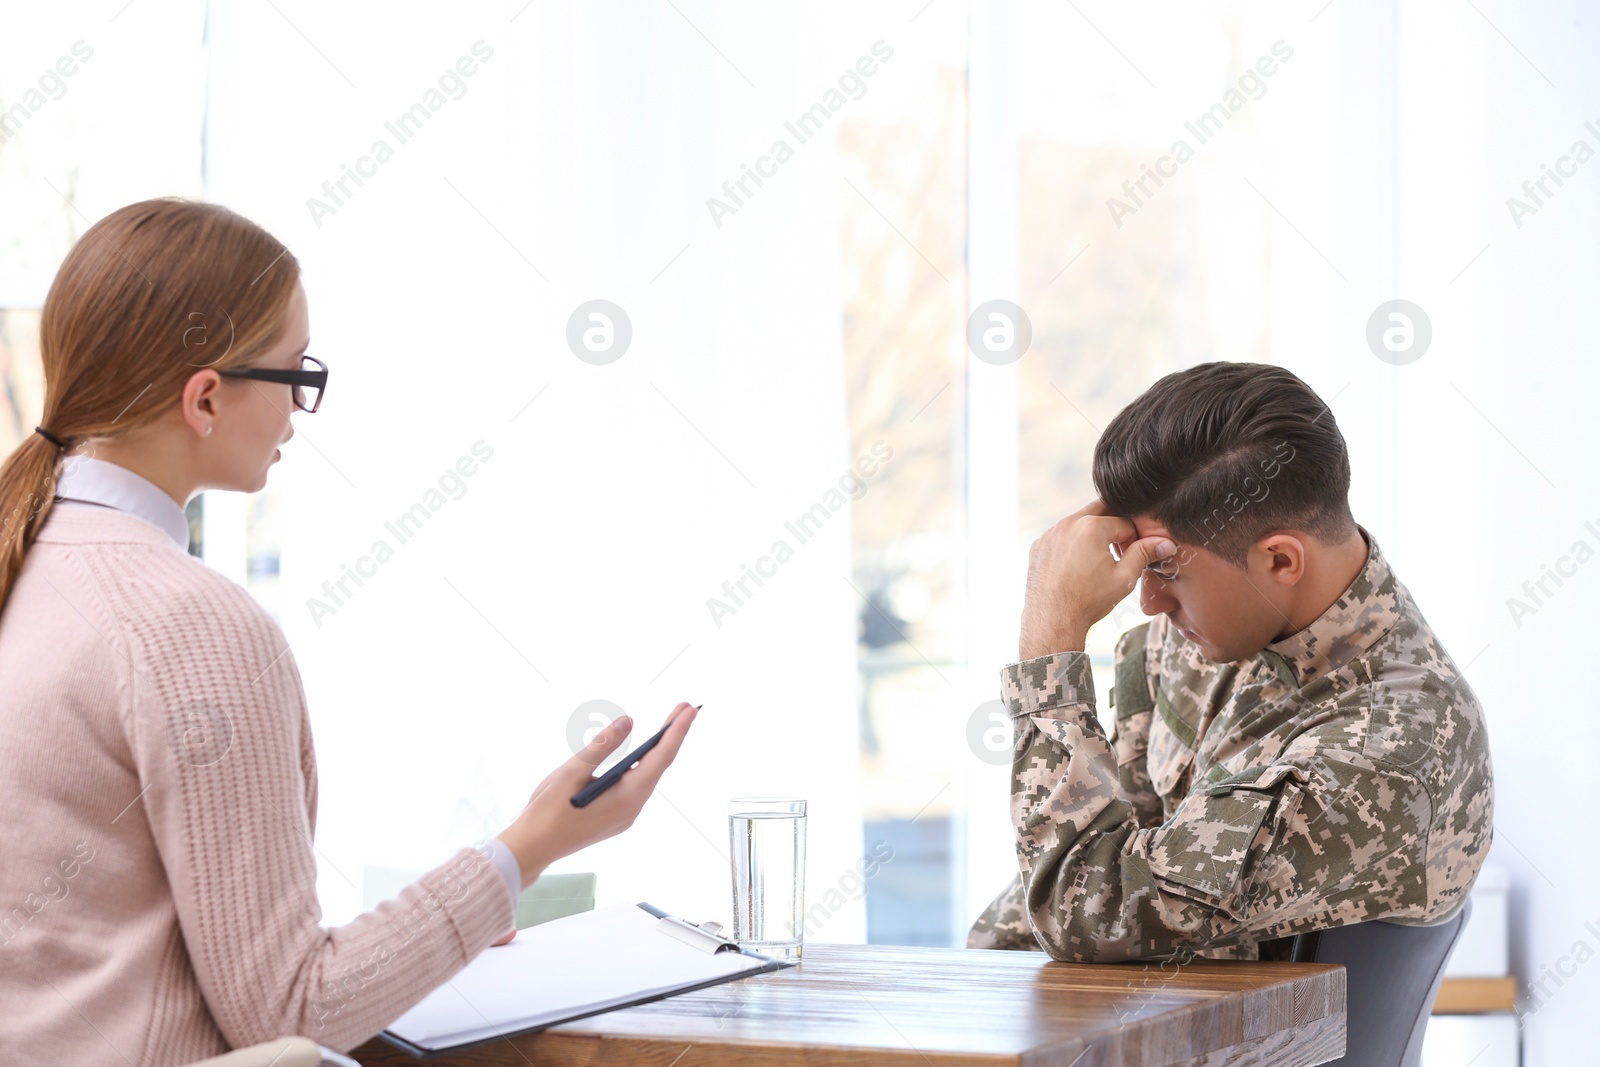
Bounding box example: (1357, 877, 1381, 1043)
(384, 903, 773, 1050)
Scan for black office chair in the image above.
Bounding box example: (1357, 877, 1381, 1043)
(1272, 900, 1472, 1067)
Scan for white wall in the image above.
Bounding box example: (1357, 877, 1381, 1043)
(1468, 4, 1600, 1060)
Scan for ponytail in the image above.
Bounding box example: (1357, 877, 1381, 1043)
(0, 431, 69, 610)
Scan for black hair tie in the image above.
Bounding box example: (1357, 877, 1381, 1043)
(34, 426, 67, 450)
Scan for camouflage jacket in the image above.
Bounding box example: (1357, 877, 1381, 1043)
(968, 529, 1494, 962)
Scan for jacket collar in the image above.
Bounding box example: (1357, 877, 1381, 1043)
(1256, 526, 1401, 688)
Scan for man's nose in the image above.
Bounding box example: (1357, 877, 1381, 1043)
(1139, 574, 1177, 616)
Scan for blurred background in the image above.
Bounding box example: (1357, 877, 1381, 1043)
(1, 1, 1595, 1062)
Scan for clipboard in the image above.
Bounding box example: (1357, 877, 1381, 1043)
(378, 902, 791, 1058)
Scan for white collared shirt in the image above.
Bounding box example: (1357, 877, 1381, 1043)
(54, 455, 190, 551)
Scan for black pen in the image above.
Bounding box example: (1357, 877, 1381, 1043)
(570, 706, 700, 808)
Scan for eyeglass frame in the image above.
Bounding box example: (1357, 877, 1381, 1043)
(1111, 539, 1197, 581)
(216, 354, 328, 413)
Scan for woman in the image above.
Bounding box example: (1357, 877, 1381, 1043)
(0, 198, 696, 1064)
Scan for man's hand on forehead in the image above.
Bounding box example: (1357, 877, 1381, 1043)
(1103, 508, 1194, 576)
(1018, 498, 1177, 660)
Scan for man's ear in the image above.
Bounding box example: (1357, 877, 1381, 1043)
(1254, 531, 1308, 587)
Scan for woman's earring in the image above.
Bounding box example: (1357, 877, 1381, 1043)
(205, 425, 213, 436)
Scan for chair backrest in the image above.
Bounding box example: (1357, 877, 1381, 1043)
(1286, 900, 1471, 1067)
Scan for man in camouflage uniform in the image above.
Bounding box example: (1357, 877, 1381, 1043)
(968, 363, 1494, 962)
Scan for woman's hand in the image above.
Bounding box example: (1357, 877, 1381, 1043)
(495, 702, 698, 890)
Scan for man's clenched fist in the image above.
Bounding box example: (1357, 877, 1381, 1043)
(1018, 499, 1176, 660)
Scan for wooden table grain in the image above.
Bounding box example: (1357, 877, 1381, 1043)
(350, 943, 1346, 1067)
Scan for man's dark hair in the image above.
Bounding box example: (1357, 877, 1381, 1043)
(1092, 361, 1355, 565)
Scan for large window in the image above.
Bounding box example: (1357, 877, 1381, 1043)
(840, 9, 969, 944)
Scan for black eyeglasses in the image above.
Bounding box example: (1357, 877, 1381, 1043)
(218, 354, 328, 413)
(1142, 545, 1197, 582)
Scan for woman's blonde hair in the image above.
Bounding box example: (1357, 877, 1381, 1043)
(0, 197, 300, 612)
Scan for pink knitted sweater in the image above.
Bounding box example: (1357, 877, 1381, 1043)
(0, 504, 513, 1064)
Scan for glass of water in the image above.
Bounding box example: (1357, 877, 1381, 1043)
(728, 797, 807, 961)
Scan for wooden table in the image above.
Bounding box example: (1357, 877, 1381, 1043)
(350, 943, 1345, 1066)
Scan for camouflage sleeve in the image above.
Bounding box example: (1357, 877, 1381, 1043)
(1108, 624, 1163, 830)
(965, 872, 1036, 950)
(995, 651, 1432, 963)
(968, 626, 1158, 950)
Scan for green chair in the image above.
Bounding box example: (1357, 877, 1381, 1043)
(362, 864, 597, 930)
(181, 1037, 352, 1066)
